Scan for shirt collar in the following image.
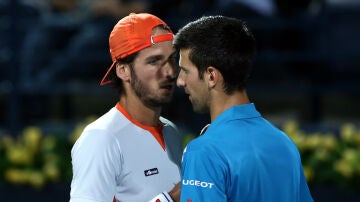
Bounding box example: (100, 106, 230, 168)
(212, 103, 260, 126)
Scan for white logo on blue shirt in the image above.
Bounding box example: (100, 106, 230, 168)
(182, 179, 215, 189)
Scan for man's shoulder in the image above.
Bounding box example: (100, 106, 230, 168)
(72, 108, 129, 148)
(85, 107, 134, 133)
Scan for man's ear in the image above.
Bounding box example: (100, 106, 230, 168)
(116, 63, 131, 81)
(206, 66, 221, 88)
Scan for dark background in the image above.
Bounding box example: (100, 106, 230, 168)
(0, 0, 360, 201)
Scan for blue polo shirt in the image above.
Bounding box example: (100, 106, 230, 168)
(180, 103, 313, 202)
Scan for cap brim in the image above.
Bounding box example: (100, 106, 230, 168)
(100, 61, 116, 86)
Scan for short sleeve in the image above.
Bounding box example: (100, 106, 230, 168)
(70, 129, 121, 202)
(180, 143, 227, 202)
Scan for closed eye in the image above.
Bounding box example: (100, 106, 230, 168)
(146, 56, 162, 65)
(179, 66, 188, 74)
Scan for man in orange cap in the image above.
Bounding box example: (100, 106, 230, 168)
(70, 13, 181, 202)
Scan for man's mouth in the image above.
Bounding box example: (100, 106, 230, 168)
(160, 84, 174, 91)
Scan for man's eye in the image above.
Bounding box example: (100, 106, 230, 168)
(148, 59, 158, 65)
(179, 68, 187, 74)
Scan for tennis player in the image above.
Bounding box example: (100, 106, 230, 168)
(70, 13, 182, 202)
(174, 15, 313, 202)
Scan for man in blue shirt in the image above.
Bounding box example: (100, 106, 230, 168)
(174, 15, 313, 202)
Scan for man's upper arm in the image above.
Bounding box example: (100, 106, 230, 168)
(70, 130, 120, 202)
(180, 145, 227, 201)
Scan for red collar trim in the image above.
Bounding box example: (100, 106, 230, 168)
(115, 102, 165, 150)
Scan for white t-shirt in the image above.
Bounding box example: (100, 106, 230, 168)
(70, 103, 182, 202)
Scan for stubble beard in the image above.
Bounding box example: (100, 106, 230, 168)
(191, 96, 209, 114)
(131, 72, 173, 108)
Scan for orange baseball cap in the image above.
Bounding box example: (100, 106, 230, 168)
(100, 13, 174, 86)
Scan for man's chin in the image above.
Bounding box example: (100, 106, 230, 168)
(162, 97, 173, 104)
(192, 105, 208, 114)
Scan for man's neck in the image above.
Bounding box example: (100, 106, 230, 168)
(118, 96, 161, 126)
(210, 90, 250, 122)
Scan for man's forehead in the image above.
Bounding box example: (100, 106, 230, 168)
(179, 49, 191, 62)
(137, 42, 175, 59)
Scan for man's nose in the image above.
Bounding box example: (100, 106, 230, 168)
(176, 72, 185, 87)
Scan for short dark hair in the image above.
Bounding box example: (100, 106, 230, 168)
(174, 15, 256, 93)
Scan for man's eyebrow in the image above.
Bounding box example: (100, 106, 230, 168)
(145, 55, 164, 62)
(146, 50, 177, 61)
